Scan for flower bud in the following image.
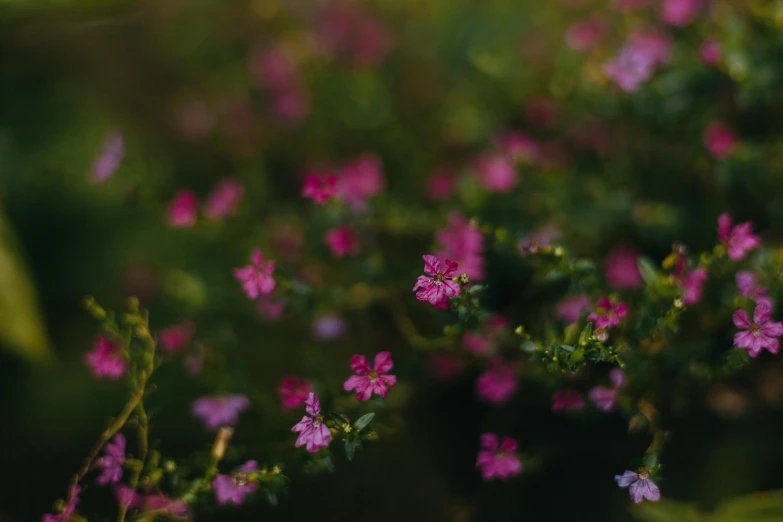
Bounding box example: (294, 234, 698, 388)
(458, 273, 470, 285)
(594, 328, 609, 342)
(211, 426, 234, 461)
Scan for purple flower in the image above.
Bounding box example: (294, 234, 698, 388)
(42, 485, 80, 522)
(589, 368, 626, 412)
(412, 255, 461, 307)
(604, 246, 642, 289)
(85, 337, 126, 379)
(736, 272, 769, 305)
(343, 352, 397, 401)
(603, 32, 670, 92)
(733, 303, 783, 357)
(588, 297, 628, 330)
(213, 460, 259, 505)
(168, 190, 199, 228)
(91, 132, 124, 183)
(552, 390, 585, 411)
(476, 433, 522, 481)
(313, 314, 347, 340)
(192, 395, 250, 431)
(115, 486, 189, 517)
(615, 470, 661, 503)
(291, 392, 331, 453)
(204, 178, 244, 220)
(96, 434, 125, 485)
(678, 268, 708, 305)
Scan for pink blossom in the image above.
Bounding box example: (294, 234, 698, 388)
(302, 173, 339, 204)
(589, 368, 626, 411)
(192, 395, 250, 431)
(85, 337, 126, 379)
(158, 321, 194, 354)
(429, 353, 464, 381)
(476, 360, 518, 404)
(435, 213, 484, 280)
(279, 376, 312, 409)
(249, 46, 310, 125)
(313, 314, 346, 340)
(588, 297, 628, 329)
(234, 249, 276, 299)
(338, 155, 384, 209)
(474, 154, 517, 193)
(718, 213, 761, 261)
(91, 132, 124, 183)
(204, 178, 243, 220)
(344, 351, 397, 401)
(42, 485, 80, 522)
(96, 434, 125, 485)
(605, 246, 642, 289)
(556, 295, 591, 324)
(565, 18, 607, 52)
(213, 460, 259, 505)
(603, 32, 671, 92)
(661, 0, 701, 26)
(316, 4, 391, 67)
(258, 295, 287, 321)
(733, 303, 783, 357)
(520, 224, 561, 255)
(616, 470, 661, 503)
(525, 99, 560, 129)
(413, 255, 461, 306)
(700, 41, 722, 65)
(476, 433, 522, 481)
(426, 171, 455, 201)
(291, 392, 331, 453)
(552, 389, 585, 411)
(463, 332, 491, 355)
(115, 486, 189, 517)
(737, 272, 768, 303)
(497, 131, 541, 163)
(324, 226, 360, 257)
(677, 268, 708, 305)
(168, 190, 198, 228)
(184, 345, 205, 376)
(704, 123, 736, 159)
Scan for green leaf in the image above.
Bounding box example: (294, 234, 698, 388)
(353, 412, 375, 431)
(644, 453, 659, 469)
(573, 259, 596, 272)
(632, 499, 703, 522)
(466, 284, 487, 295)
(568, 348, 585, 365)
(265, 492, 278, 506)
(578, 322, 593, 346)
(713, 490, 783, 522)
(638, 257, 662, 285)
(328, 411, 349, 426)
(558, 344, 575, 353)
(344, 440, 357, 461)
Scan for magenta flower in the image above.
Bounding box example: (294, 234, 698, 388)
(474, 154, 517, 193)
(158, 321, 194, 354)
(589, 369, 626, 412)
(429, 353, 464, 381)
(718, 213, 761, 261)
(733, 303, 783, 357)
(168, 190, 198, 228)
(426, 171, 455, 201)
(338, 155, 384, 209)
(315, 3, 391, 67)
(116, 486, 189, 517)
(313, 314, 346, 340)
(497, 131, 541, 163)
(463, 332, 491, 355)
(213, 460, 259, 505)
(344, 351, 397, 401)
(677, 268, 708, 306)
(204, 178, 244, 220)
(85, 337, 126, 379)
(476, 360, 518, 404)
(324, 226, 360, 257)
(257, 295, 287, 322)
(604, 246, 642, 289)
(704, 123, 736, 159)
(736, 272, 768, 303)
(588, 298, 628, 329)
(91, 132, 124, 183)
(291, 392, 331, 453)
(661, 0, 701, 26)
(302, 172, 338, 204)
(234, 249, 276, 299)
(435, 213, 484, 280)
(552, 390, 585, 411)
(700, 41, 722, 65)
(42, 485, 80, 522)
(96, 433, 125, 485)
(249, 46, 310, 125)
(556, 295, 592, 324)
(565, 18, 607, 52)
(279, 376, 312, 409)
(476, 433, 522, 481)
(412, 255, 461, 306)
(603, 32, 670, 92)
(615, 470, 661, 504)
(192, 395, 250, 431)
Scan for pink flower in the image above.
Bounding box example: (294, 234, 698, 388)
(603, 32, 671, 92)
(552, 389, 585, 411)
(520, 224, 561, 255)
(463, 332, 491, 355)
(85, 337, 126, 379)
(234, 249, 276, 299)
(96, 434, 125, 485)
(192, 395, 250, 431)
(302, 173, 339, 204)
(661, 0, 701, 26)
(429, 353, 464, 381)
(497, 131, 541, 163)
(258, 295, 287, 321)
(213, 460, 259, 505)
(556, 295, 591, 324)
(605, 247, 642, 289)
(476, 433, 522, 481)
(158, 321, 194, 354)
(476, 360, 518, 404)
(474, 154, 517, 193)
(700, 41, 722, 65)
(616, 470, 661, 503)
(42, 485, 80, 522)
(565, 18, 607, 52)
(677, 268, 708, 305)
(249, 46, 310, 125)
(338, 155, 384, 208)
(168, 190, 198, 228)
(115, 486, 189, 517)
(718, 213, 761, 261)
(316, 4, 391, 66)
(204, 178, 243, 220)
(733, 303, 783, 357)
(412, 255, 461, 306)
(589, 368, 626, 411)
(426, 171, 455, 201)
(313, 314, 346, 340)
(736, 272, 768, 303)
(704, 124, 736, 159)
(344, 351, 397, 401)
(291, 392, 331, 453)
(324, 226, 360, 257)
(435, 213, 484, 280)
(588, 297, 628, 329)
(91, 132, 124, 183)
(184, 346, 205, 376)
(279, 376, 312, 409)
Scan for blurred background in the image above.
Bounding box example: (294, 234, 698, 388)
(4, 0, 783, 520)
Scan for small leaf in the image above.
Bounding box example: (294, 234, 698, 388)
(353, 412, 375, 431)
(569, 348, 585, 365)
(573, 259, 596, 272)
(638, 257, 662, 285)
(328, 411, 349, 426)
(466, 284, 487, 295)
(578, 322, 594, 346)
(644, 453, 659, 469)
(344, 440, 357, 461)
(265, 492, 278, 506)
(632, 499, 703, 522)
(558, 344, 575, 353)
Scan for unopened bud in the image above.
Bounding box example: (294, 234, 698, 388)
(458, 273, 470, 285)
(83, 297, 106, 320)
(674, 298, 684, 309)
(594, 328, 609, 342)
(163, 460, 177, 473)
(211, 427, 234, 461)
(514, 325, 524, 336)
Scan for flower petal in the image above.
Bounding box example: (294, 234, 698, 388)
(733, 309, 751, 329)
(373, 351, 394, 373)
(350, 355, 372, 375)
(422, 255, 440, 276)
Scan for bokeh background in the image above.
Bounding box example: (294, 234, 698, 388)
(4, 0, 783, 520)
